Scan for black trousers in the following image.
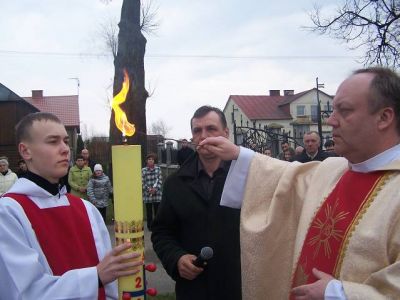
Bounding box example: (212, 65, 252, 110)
(97, 206, 107, 223)
(145, 202, 160, 230)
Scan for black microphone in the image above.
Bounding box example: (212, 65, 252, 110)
(193, 246, 213, 267)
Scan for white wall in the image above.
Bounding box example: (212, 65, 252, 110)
(223, 90, 334, 145)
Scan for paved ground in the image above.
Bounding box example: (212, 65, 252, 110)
(107, 222, 175, 295)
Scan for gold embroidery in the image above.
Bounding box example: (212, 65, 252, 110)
(290, 196, 327, 287)
(308, 198, 349, 259)
(333, 172, 393, 277)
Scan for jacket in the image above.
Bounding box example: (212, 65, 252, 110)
(68, 165, 92, 199)
(151, 153, 241, 300)
(141, 165, 163, 203)
(87, 174, 113, 208)
(292, 149, 331, 163)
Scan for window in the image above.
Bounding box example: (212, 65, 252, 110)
(297, 105, 305, 116)
(293, 124, 310, 146)
(311, 105, 319, 123)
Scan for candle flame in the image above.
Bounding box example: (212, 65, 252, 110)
(111, 69, 135, 137)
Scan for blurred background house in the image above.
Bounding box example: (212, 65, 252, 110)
(0, 84, 79, 170)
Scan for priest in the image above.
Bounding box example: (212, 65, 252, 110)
(200, 67, 400, 299)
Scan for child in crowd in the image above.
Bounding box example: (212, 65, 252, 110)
(87, 164, 113, 223)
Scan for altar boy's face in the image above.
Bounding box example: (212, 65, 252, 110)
(19, 120, 70, 184)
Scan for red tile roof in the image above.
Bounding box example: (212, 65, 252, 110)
(23, 95, 80, 127)
(229, 89, 329, 120)
(230, 95, 292, 120)
(278, 89, 313, 105)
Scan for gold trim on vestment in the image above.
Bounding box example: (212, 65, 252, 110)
(333, 172, 393, 277)
(308, 198, 349, 259)
(291, 197, 325, 285)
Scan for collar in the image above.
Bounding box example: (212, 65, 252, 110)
(7, 178, 69, 208)
(25, 171, 62, 196)
(306, 150, 318, 160)
(349, 144, 400, 173)
(178, 152, 230, 178)
(197, 159, 228, 178)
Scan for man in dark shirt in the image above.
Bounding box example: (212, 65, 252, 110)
(292, 131, 330, 162)
(151, 106, 241, 300)
(324, 139, 339, 157)
(16, 159, 28, 178)
(177, 139, 194, 166)
(81, 149, 96, 172)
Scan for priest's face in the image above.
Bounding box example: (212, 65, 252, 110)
(19, 120, 70, 183)
(327, 73, 381, 163)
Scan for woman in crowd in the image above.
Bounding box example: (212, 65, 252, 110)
(142, 153, 162, 230)
(0, 157, 18, 194)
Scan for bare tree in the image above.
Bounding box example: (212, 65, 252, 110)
(110, 0, 147, 151)
(140, 0, 159, 35)
(100, 0, 159, 164)
(98, 17, 119, 59)
(149, 119, 171, 137)
(308, 0, 400, 68)
(99, 0, 159, 57)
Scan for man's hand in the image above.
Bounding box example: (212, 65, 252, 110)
(79, 187, 87, 193)
(198, 136, 240, 160)
(291, 268, 334, 300)
(177, 254, 203, 280)
(97, 243, 142, 285)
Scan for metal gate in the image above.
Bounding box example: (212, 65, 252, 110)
(233, 122, 303, 157)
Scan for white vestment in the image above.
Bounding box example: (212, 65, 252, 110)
(0, 178, 118, 300)
(222, 146, 400, 300)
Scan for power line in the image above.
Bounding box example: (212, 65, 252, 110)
(0, 49, 358, 60)
(0, 50, 106, 58)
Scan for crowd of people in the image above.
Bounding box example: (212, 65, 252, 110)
(0, 148, 114, 223)
(262, 132, 337, 163)
(0, 66, 400, 300)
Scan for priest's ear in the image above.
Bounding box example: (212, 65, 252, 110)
(377, 106, 395, 131)
(18, 142, 33, 162)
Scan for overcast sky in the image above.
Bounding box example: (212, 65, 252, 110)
(0, 0, 364, 140)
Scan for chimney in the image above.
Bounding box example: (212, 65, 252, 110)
(32, 90, 43, 99)
(269, 90, 280, 96)
(284, 90, 294, 96)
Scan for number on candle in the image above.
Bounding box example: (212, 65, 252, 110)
(135, 277, 142, 288)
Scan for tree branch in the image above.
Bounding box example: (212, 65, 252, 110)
(307, 0, 400, 68)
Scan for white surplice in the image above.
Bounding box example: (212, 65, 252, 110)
(0, 178, 118, 300)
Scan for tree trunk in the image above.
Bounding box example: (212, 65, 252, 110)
(110, 0, 148, 162)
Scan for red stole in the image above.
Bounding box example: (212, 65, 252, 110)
(5, 193, 105, 300)
(291, 170, 388, 292)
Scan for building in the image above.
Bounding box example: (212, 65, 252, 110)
(0, 84, 80, 169)
(223, 88, 334, 146)
(23, 89, 80, 159)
